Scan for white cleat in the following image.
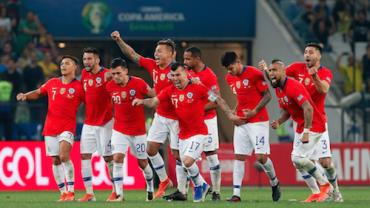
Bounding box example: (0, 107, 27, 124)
(333, 191, 343, 202)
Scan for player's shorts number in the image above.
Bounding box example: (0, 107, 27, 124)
(135, 143, 145, 153)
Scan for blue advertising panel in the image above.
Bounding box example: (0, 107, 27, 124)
(24, 0, 255, 40)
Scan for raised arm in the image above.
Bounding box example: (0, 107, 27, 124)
(111, 31, 141, 64)
(309, 67, 330, 94)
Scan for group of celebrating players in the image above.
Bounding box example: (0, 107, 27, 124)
(15, 30, 343, 203)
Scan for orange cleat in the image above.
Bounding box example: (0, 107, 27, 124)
(316, 183, 333, 202)
(63, 192, 75, 201)
(154, 178, 173, 199)
(78, 193, 96, 202)
(303, 193, 320, 202)
(106, 192, 117, 201)
(57, 192, 68, 202)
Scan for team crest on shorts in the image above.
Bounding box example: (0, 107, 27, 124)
(160, 73, 166, 81)
(68, 88, 75, 94)
(60, 88, 66, 94)
(304, 77, 310, 86)
(88, 79, 94, 86)
(236, 81, 241, 89)
(179, 94, 184, 102)
(187, 92, 193, 99)
(121, 91, 127, 99)
(242, 79, 249, 86)
(130, 89, 136, 96)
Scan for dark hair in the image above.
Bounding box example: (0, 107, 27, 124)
(185, 46, 202, 58)
(157, 39, 176, 54)
(110, 57, 127, 69)
(271, 59, 284, 64)
(305, 42, 323, 54)
(60, 55, 79, 66)
(170, 62, 185, 71)
(83, 47, 99, 55)
(221, 51, 238, 67)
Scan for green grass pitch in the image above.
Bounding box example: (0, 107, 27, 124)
(1, 187, 369, 208)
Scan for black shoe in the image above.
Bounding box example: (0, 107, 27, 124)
(272, 182, 281, 202)
(211, 192, 221, 201)
(146, 191, 153, 201)
(163, 189, 187, 201)
(226, 195, 241, 202)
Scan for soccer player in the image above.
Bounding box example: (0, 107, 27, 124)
(264, 59, 333, 202)
(78, 47, 115, 202)
(285, 43, 342, 202)
(183, 46, 221, 200)
(105, 58, 156, 202)
(16, 55, 84, 201)
(220, 52, 281, 202)
(132, 62, 239, 202)
(111, 31, 175, 198)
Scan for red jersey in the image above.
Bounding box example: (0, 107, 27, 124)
(158, 82, 209, 139)
(225, 66, 269, 123)
(188, 66, 219, 120)
(286, 62, 332, 121)
(40, 78, 84, 136)
(81, 68, 113, 126)
(139, 57, 177, 119)
(106, 76, 149, 136)
(275, 77, 326, 133)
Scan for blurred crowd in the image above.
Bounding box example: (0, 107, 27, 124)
(0, 0, 61, 140)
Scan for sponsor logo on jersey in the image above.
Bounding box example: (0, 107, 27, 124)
(88, 79, 94, 86)
(179, 94, 184, 102)
(121, 91, 127, 99)
(304, 77, 310, 86)
(236, 81, 241, 89)
(160, 73, 166, 81)
(60, 88, 66, 95)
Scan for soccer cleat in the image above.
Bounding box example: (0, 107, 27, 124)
(107, 194, 124, 202)
(316, 183, 333, 202)
(106, 192, 117, 201)
(146, 191, 153, 201)
(303, 193, 320, 202)
(63, 192, 75, 201)
(154, 178, 173, 199)
(201, 183, 210, 201)
(211, 192, 221, 201)
(57, 192, 68, 202)
(78, 193, 96, 202)
(193, 186, 203, 202)
(333, 191, 344, 202)
(271, 182, 281, 202)
(226, 195, 241, 202)
(163, 189, 187, 201)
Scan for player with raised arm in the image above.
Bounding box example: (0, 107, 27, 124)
(105, 58, 156, 202)
(264, 59, 333, 202)
(111, 30, 176, 199)
(220, 52, 281, 202)
(78, 47, 115, 202)
(17, 55, 84, 202)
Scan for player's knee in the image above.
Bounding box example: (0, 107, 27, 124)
(146, 146, 158, 157)
(256, 154, 267, 164)
(183, 158, 194, 168)
(59, 154, 69, 163)
(291, 156, 304, 169)
(103, 155, 113, 163)
(81, 153, 92, 160)
(138, 159, 148, 169)
(113, 154, 124, 163)
(319, 158, 332, 169)
(52, 156, 61, 165)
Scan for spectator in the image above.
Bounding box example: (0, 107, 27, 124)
(349, 9, 370, 42)
(314, 0, 331, 19)
(332, 0, 354, 41)
(0, 3, 11, 33)
(336, 52, 363, 94)
(293, 10, 317, 42)
(14, 11, 41, 54)
(362, 43, 370, 93)
(284, 0, 307, 21)
(313, 17, 334, 51)
(0, 41, 17, 60)
(38, 51, 58, 79)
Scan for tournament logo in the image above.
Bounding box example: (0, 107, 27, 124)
(68, 88, 75, 94)
(60, 88, 66, 95)
(88, 79, 94, 86)
(121, 91, 127, 99)
(304, 77, 310, 86)
(242, 79, 249, 86)
(236, 81, 241, 89)
(160, 73, 166, 81)
(179, 94, 184, 102)
(129, 89, 136, 96)
(187, 92, 193, 99)
(81, 1, 112, 34)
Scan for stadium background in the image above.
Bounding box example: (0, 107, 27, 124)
(1, 0, 370, 192)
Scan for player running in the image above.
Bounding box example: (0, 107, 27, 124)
(17, 55, 84, 202)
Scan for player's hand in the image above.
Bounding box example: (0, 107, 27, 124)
(308, 66, 318, 76)
(111, 31, 121, 41)
(258, 60, 268, 72)
(242, 109, 257, 119)
(227, 113, 246, 126)
(271, 120, 279, 129)
(16, 93, 27, 101)
(132, 98, 143, 106)
(300, 132, 309, 144)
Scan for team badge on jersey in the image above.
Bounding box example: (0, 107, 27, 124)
(88, 79, 94, 86)
(60, 88, 66, 95)
(121, 91, 127, 99)
(129, 89, 136, 96)
(283, 96, 289, 103)
(187, 92, 193, 99)
(236, 81, 241, 89)
(68, 88, 75, 94)
(179, 94, 184, 102)
(304, 77, 310, 86)
(96, 77, 102, 84)
(193, 77, 200, 83)
(242, 79, 249, 86)
(160, 73, 166, 81)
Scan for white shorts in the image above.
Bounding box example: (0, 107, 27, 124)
(233, 121, 270, 155)
(147, 113, 179, 150)
(311, 123, 332, 160)
(111, 130, 147, 160)
(203, 116, 219, 152)
(179, 135, 207, 160)
(292, 131, 322, 158)
(45, 131, 74, 156)
(80, 119, 113, 156)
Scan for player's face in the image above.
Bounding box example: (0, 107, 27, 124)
(268, 63, 284, 88)
(111, 66, 128, 84)
(171, 66, 188, 89)
(225, 63, 240, 76)
(154, 44, 173, 66)
(60, 58, 77, 76)
(83, 52, 99, 72)
(183, 51, 197, 69)
(304, 46, 321, 68)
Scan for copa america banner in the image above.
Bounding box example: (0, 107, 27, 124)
(23, 0, 256, 40)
